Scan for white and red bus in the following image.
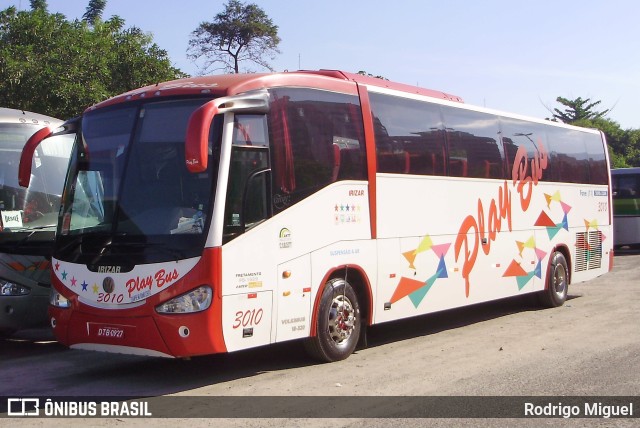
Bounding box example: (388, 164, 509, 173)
(20, 70, 613, 360)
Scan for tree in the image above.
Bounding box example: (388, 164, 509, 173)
(29, 0, 47, 11)
(550, 96, 610, 123)
(83, 0, 107, 26)
(188, 0, 280, 74)
(357, 70, 388, 80)
(0, 6, 185, 118)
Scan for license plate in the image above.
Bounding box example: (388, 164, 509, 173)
(95, 326, 125, 339)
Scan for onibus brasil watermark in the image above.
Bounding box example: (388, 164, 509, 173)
(7, 398, 151, 417)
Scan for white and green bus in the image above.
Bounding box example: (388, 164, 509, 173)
(0, 108, 73, 337)
(612, 167, 640, 249)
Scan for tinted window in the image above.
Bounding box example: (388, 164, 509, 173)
(369, 93, 446, 176)
(613, 174, 640, 199)
(500, 118, 550, 181)
(441, 107, 503, 179)
(0, 124, 73, 231)
(268, 88, 365, 212)
(584, 133, 608, 185)
(224, 145, 270, 242)
(546, 127, 589, 183)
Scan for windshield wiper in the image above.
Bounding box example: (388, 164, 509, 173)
(100, 241, 186, 261)
(7, 226, 56, 251)
(6, 224, 56, 233)
(56, 235, 88, 255)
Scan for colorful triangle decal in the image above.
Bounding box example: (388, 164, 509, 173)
(436, 257, 448, 279)
(402, 250, 418, 269)
(535, 211, 556, 227)
(516, 272, 535, 290)
(431, 243, 451, 258)
(503, 259, 528, 277)
(390, 277, 424, 303)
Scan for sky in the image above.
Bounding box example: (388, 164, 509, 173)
(2, 0, 639, 129)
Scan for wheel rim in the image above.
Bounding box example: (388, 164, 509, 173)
(327, 293, 356, 346)
(552, 262, 567, 297)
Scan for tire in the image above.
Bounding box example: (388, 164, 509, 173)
(305, 278, 361, 362)
(0, 329, 16, 339)
(539, 251, 569, 308)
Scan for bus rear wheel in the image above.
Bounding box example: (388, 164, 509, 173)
(539, 251, 569, 308)
(305, 278, 361, 362)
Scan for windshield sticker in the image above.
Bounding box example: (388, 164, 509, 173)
(171, 212, 205, 234)
(1, 210, 23, 228)
(273, 194, 292, 210)
(279, 228, 292, 249)
(235, 271, 263, 289)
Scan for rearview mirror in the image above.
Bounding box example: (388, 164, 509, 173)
(185, 101, 219, 173)
(19, 126, 55, 188)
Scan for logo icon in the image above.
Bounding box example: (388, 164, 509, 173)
(102, 277, 115, 294)
(7, 398, 40, 416)
(279, 228, 292, 249)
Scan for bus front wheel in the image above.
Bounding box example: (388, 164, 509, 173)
(305, 278, 361, 362)
(540, 251, 569, 308)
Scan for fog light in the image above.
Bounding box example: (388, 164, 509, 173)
(0, 279, 30, 296)
(156, 285, 212, 314)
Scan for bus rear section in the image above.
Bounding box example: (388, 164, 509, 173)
(0, 108, 73, 337)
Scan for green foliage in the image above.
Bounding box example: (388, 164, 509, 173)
(83, 0, 106, 26)
(188, 0, 280, 74)
(356, 70, 388, 80)
(551, 96, 610, 123)
(29, 0, 47, 12)
(0, 6, 185, 118)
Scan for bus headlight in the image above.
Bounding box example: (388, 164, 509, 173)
(50, 288, 70, 308)
(0, 279, 30, 296)
(156, 286, 212, 314)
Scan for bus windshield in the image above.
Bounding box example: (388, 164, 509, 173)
(0, 123, 73, 236)
(57, 99, 221, 263)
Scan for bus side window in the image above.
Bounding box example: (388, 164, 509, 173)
(615, 176, 638, 198)
(442, 107, 502, 179)
(584, 133, 608, 185)
(268, 88, 365, 213)
(500, 119, 550, 181)
(369, 92, 447, 176)
(223, 146, 270, 242)
(546, 127, 589, 184)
